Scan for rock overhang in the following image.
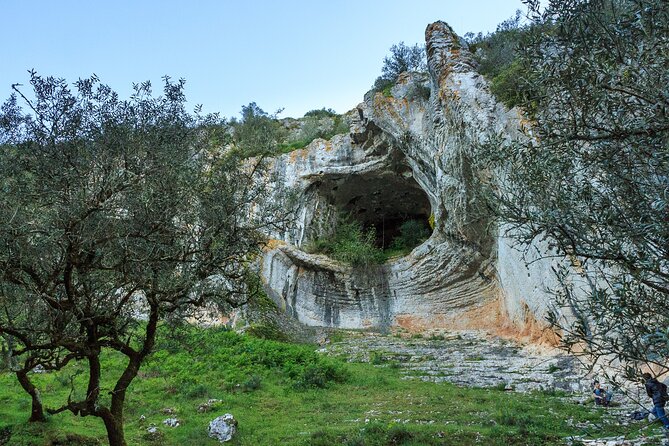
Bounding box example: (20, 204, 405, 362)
(257, 20, 525, 330)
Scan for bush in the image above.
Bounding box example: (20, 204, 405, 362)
(242, 374, 262, 392)
(304, 108, 337, 118)
(330, 218, 384, 266)
(309, 215, 384, 266)
(406, 83, 431, 101)
(246, 321, 290, 342)
(372, 76, 395, 95)
(465, 10, 538, 110)
(232, 102, 286, 156)
(390, 219, 430, 251)
(293, 360, 348, 389)
(279, 113, 350, 154)
(490, 60, 535, 111)
(185, 383, 210, 398)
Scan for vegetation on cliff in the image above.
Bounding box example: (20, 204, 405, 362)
(306, 215, 431, 266)
(372, 42, 427, 95)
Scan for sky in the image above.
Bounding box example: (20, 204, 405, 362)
(1, 0, 524, 120)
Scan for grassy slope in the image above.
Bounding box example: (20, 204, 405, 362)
(0, 327, 614, 446)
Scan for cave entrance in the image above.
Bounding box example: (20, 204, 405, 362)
(316, 170, 433, 252)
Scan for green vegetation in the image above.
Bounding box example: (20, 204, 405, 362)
(306, 216, 384, 267)
(390, 220, 430, 253)
(307, 216, 431, 266)
(0, 326, 628, 445)
(278, 113, 350, 153)
(303, 108, 338, 119)
(230, 103, 349, 155)
(464, 10, 537, 110)
(372, 42, 427, 94)
(232, 102, 286, 156)
(0, 74, 288, 445)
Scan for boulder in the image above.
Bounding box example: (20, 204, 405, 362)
(208, 414, 237, 443)
(162, 418, 180, 428)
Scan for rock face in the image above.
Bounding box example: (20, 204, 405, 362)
(260, 21, 553, 331)
(321, 330, 587, 393)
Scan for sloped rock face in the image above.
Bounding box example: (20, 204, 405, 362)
(260, 21, 548, 330)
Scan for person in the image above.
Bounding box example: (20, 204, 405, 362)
(593, 380, 613, 407)
(642, 373, 669, 431)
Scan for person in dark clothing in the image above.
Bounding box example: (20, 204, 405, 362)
(643, 373, 669, 430)
(593, 380, 612, 407)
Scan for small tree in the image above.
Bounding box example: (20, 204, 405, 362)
(0, 72, 289, 445)
(232, 102, 285, 156)
(476, 0, 669, 380)
(373, 42, 427, 91)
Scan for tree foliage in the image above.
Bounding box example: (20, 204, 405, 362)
(232, 102, 285, 156)
(477, 0, 669, 380)
(0, 73, 288, 445)
(465, 10, 539, 109)
(373, 42, 427, 92)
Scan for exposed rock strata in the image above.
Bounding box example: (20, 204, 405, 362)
(260, 21, 553, 331)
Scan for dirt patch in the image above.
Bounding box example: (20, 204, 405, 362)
(393, 297, 560, 350)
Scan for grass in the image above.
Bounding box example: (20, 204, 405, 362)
(0, 326, 627, 446)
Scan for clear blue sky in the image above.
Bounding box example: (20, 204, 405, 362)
(1, 0, 523, 119)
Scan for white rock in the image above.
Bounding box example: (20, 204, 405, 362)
(208, 414, 237, 443)
(163, 418, 180, 428)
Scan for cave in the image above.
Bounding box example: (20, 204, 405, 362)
(313, 170, 433, 250)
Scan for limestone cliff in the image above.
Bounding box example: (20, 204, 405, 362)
(259, 21, 554, 332)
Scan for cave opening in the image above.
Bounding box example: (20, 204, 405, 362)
(313, 170, 433, 253)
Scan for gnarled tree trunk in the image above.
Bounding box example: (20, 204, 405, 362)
(16, 369, 46, 422)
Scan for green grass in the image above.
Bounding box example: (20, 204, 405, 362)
(0, 326, 627, 445)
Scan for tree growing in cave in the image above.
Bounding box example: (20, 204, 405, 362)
(477, 0, 669, 380)
(0, 72, 289, 445)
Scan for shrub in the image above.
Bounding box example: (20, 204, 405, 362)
(232, 102, 286, 156)
(185, 383, 210, 398)
(293, 360, 348, 389)
(406, 83, 431, 101)
(390, 219, 431, 251)
(309, 215, 384, 266)
(490, 59, 535, 110)
(370, 351, 386, 365)
(330, 219, 384, 266)
(242, 374, 262, 392)
(279, 113, 350, 154)
(386, 425, 414, 445)
(465, 10, 538, 110)
(304, 108, 337, 118)
(372, 76, 394, 94)
(246, 322, 290, 342)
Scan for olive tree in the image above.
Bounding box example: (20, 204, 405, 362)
(0, 72, 289, 445)
(477, 0, 669, 380)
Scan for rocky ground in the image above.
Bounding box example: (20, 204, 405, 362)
(319, 329, 669, 446)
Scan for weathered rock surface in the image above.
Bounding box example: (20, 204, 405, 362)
(321, 330, 587, 393)
(260, 22, 514, 330)
(259, 21, 561, 332)
(208, 414, 238, 443)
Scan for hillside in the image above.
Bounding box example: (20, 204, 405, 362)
(0, 326, 638, 446)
